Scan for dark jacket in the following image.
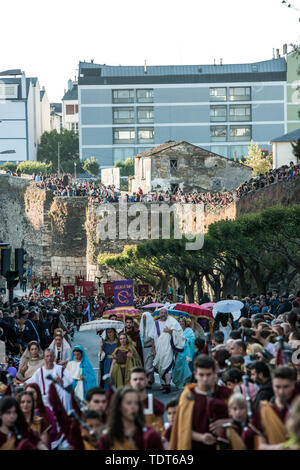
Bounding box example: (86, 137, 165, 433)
(23, 319, 40, 345)
(276, 300, 292, 316)
(253, 379, 274, 410)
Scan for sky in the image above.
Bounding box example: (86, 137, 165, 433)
(1, 0, 299, 102)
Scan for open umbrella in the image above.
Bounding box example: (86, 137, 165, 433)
(152, 308, 190, 321)
(212, 300, 244, 321)
(174, 303, 214, 319)
(102, 308, 141, 319)
(79, 319, 124, 333)
(141, 303, 165, 309)
(200, 302, 215, 310)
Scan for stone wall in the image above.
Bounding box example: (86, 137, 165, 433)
(1, 173, 300, 289)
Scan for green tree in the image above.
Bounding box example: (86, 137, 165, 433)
(17, 161, 53, 175)
(114, 158, 134, 176)
(37, 129, 82, 174)
(0, 161, 18, 172)
(244, 140, 272, 176)
(83, 157, 100, 176)
(292, 137, 300, 162)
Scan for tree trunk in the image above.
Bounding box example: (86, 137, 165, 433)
(185, 281, 195, 303)
(196, 276, 203, 303)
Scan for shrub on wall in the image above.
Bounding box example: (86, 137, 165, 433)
(17, 161, 53, 175)
(0, 161, 18, 172)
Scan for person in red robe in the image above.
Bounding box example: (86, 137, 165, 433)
(97, 387, 163, 450)
(251, 366, 300, 450)
(129, 367, 165, 434)
(48, 383, 104, 450)
(0, 396, 47, 450)
(170, 354, 232, 450)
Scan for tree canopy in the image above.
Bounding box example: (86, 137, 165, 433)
(98, 205, 300, 302)
(244, 140, 272, 176)
(37, 129, 82, 174)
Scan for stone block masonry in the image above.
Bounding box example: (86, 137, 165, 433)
(1, 174, 300, 288)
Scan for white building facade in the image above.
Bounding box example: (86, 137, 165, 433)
(0, 70, 50, 162)
(62, 80, 78, 132)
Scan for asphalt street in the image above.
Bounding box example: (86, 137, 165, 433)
(72, 329, 181, 410)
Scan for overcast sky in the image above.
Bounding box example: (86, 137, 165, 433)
(1, 0, 299, 102)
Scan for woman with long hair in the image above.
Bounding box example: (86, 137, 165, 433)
(24, 382, 58, 448)
(0, 396, 47, 450)
(109, 333, 142, 388)
(16, 340, 45, 382)
(98, 387, 163, 450)
(16, 391, 49, 447)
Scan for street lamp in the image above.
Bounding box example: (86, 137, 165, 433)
(74, 162, 77, 179)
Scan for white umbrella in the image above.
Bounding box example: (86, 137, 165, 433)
(212, 300, 244, 321)
(79, 319, 124, 334)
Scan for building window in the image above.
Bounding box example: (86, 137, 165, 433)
(113, 148, 135, 163)
(66, 104, 75, 115)
(171, 183, 179, 193)
(230, 145, 249, 159)
(113, 128, 135, 144)
(75, 104, 79, 114)
(210, 126, 227, 142)
(229, 87, 251, 101)
(0, 84, 18, 99)
(112, 89, 134, 103)
(170, 159, 178, 170)
(230, 105, 251, 121)
(138, 128, 154, 143)
(210, 106, 227, 122)
(113, 108, 134, 124)
(210, 87, 227, 101)
(136, 89, 154, 103)
(137, 107, 154, 123)
(230, 126, 251, 141)
(210, 146, 228, 158)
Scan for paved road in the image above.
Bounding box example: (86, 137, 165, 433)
(72, 329, 181, 410)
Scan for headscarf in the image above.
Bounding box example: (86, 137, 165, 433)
(16, 341, 45, 381)
(140, 311, 155, 343)
(70, 345, 97, 398)
(48, 330, 72, 362)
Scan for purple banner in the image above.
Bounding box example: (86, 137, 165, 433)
(113, 280, 134, 308)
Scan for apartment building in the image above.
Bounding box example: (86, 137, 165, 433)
(78, 58, 287, 168)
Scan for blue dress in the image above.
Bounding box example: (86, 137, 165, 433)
(102, 341, 118, 390)
(172, 327, 195, 389)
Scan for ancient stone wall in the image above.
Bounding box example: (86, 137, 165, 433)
(1, 173, 300, 289)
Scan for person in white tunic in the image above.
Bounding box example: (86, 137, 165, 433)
(140, 311, 155, 387)
(148, 308, 185, 394)
(26, 349, 72, 412)
(66, 345, 97, 401)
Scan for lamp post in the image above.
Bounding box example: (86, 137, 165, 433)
(74, 162, 77, 180)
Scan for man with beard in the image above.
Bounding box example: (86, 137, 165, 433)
(149, 308, 185, 394)
(123, 317, 143, 365)
(170, 355, 232, 450)
(129, 367, 164, 434)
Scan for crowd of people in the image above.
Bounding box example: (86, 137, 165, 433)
(0, 282, 300, 451)
(29, 160, 300, 211)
